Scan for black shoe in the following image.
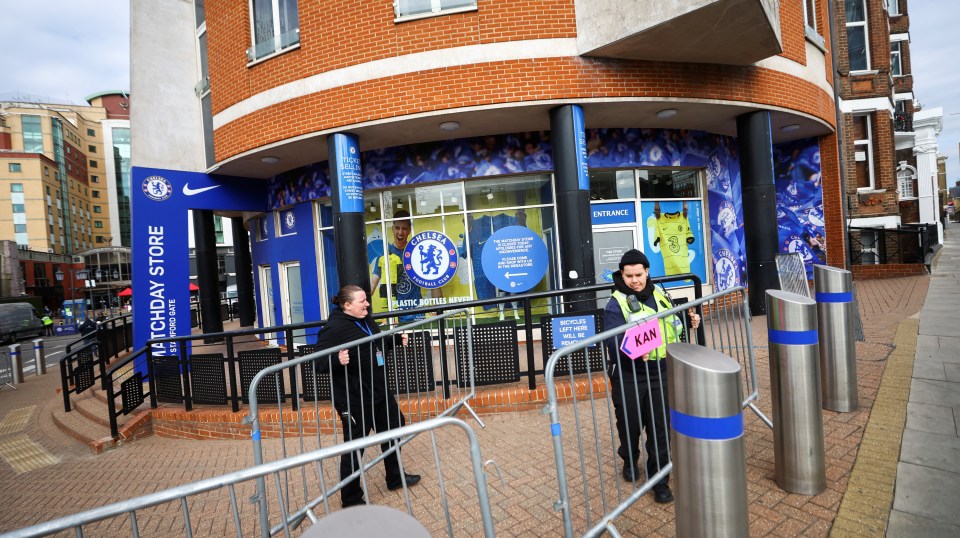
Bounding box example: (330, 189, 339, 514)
(387, 473, 422, 491)
(653, 484, 673, 504)
(622, 465, 640, 483)
(341, 497, 366, 509)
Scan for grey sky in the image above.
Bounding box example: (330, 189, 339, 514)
(909, 0, 959, 182)
(0, 0, 129, 104)
(0, 1, 954, 181)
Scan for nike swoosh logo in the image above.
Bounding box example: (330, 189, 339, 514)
(182, 184, 221, 196)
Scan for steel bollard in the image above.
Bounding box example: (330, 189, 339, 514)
(766, 290, 826, 495)
(32, 339, 46, 375)
(813, 265, 858, 412)
(9, 344, 24, 385)
(668, 342, 749, 537)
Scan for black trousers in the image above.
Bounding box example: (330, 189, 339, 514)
(611, 374, 671, 486)
(337, 396, 406, 505)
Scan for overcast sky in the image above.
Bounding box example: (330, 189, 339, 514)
(0, 1, 955, 180)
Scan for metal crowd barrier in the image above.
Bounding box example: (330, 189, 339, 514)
(246, 309, 480, 534)
(541, 286, 766, 537)
(4, 417, 495, 538)
(0, 349, 16, 391)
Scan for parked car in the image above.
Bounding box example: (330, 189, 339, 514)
(0, 303, 44, 344)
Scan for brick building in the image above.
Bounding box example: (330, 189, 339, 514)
(836, 0, 943, 265)
(131, 0, 851, 341)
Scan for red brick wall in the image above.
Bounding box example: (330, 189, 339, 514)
(819, 132, 847, 268)
(851, 263, 926, 279)
(206, 1, 838, 160)
(213, 59, 837, 161)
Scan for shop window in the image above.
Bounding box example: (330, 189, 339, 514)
(247, 0, 299, 62)
(846, 0, 870, 71)
(852, 115, 875, 190)
(590, 170, 636, 200)
(638, 169, 701, 199)
(395, 0, 477, 20)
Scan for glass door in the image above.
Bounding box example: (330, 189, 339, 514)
(279, 261, 306, 346)
(258, 264, 275, 342)
(593, 227, 638, 285)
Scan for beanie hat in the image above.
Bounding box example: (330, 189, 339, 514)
(619, 249, 650, 270)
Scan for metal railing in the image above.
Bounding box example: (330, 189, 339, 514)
(542, 286, 766, 537)
(4, 417, 495, 538)
(58, 315, 135, 415)
(848, 224, 936, 268)
(245, 309, 480, 534)
(93, 276, 701, 439)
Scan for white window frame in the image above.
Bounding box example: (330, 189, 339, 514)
(890, 41, 902, 77)
(854, 114, 876, 191)
(846, 0, 871, 72)
(394, 0, 478, 23)
(896, 164, 916, 199)
(247, 0, 300, 64)
(803, 0, 818, 34)
(886, 0, 900, 16)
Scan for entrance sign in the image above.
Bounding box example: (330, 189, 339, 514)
(480, 226, 548, 292)
(403, 231, 458, 289)
(620, 318, 663, 360)
(551, 315, 597, 349)
(132, 167, 267, 370)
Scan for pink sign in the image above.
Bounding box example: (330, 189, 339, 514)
(619, 319, 664, 360)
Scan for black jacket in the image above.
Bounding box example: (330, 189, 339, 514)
(314, 308, 401, 410)
(603, 270, 673, 381)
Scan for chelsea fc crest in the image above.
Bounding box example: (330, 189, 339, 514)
(142, 176, 173, 201)
(403, 231, 458, 289)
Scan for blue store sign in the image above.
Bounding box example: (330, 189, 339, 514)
(591, 202, 636, 225)
(480, 226, 548, 293)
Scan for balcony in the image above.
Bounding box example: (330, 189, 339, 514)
(575, 0, 782, 65)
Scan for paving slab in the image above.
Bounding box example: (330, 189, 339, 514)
(919, 318, 959, 336)
(892, 462, 960, 526)
(887, 510, 960, 537)
(905, 402, 958, 436)
(900, 429, 960, 474)
(908, 378, 960, 408)
(912, 360, 946, 380)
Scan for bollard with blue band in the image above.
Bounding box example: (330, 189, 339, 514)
(9, 344, 24, 385)
(32, 339, 46, 376)
(766, 289, 826, 495)
(814, 265, 858, 412)
(668, 342, 749, 537)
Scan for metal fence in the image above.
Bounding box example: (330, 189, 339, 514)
(0, 349, 14, 390)
(4, 417, 494, 538)
(542, 286, 767, 537)
(245, 309, 480, 533)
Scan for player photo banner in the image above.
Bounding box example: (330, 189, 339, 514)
(641, 201, 708, 289)
(772, 137, 824, 278)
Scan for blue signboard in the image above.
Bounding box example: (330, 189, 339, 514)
(131, 167, 267, 370)
(572, 105, 589, 190)
(54, 324, 78, 336)
(551, 315, 596, 349)
(591, 202, 636, 225)
(330, 133, 364, 213)
(480, 226, 548, 292)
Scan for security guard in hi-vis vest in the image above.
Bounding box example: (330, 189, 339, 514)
(603, 249, 699, 504)
(370, 210, 424, 322)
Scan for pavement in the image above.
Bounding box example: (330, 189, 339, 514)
(0, 222, 957, 536)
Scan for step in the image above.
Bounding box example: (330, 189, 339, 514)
(50, 388, 154, 454)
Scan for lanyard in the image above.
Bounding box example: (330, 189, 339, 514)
(354, 320, 373, 336)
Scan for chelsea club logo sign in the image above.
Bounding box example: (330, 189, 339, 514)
(403, 231, 458, 289)
(142, 176, 173, 202)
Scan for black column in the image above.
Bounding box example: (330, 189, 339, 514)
(231, 217, 255, 327)
(193, 210, 224, 340)
(327, 133, 370, 295)
(736, 111, 781, 315)
(550, 105, 595, 311)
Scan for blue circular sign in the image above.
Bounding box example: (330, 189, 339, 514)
(480, 226, 548, 292)
(403, 231, 458, 289)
